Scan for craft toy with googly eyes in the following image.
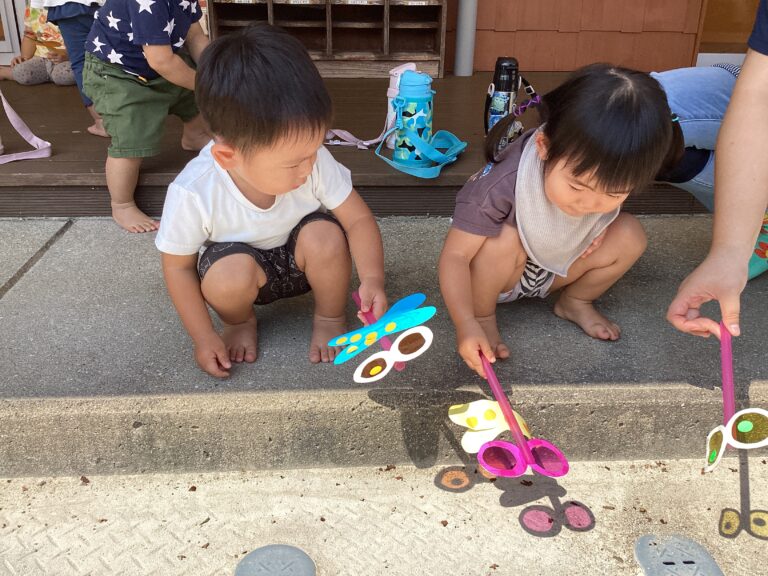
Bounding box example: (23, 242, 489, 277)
(448, 399, 531, 454)
(328, 292, 436, 383)
(705, 323, 768, 473)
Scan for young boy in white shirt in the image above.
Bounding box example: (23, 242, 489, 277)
(156, 25, 387, 378)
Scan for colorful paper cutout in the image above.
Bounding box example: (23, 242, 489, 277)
(329, 293, 437, 365)
(705, 322, 768, 472)
(353, 326, 434, 383)
(705, 407, 768, 473)
(462, 353, 569, 478)
(448, 399, 530, 454)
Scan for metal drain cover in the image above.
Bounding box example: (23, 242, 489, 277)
(235, 544, 316, 576)
(635, 534, 724, 575)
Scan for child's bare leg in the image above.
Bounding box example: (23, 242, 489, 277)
(294, 220, 351, 363)
(0, 67, 12, 80)
(181, 114, 211, 151)
(551, 213, 647, 340)
(105, 156, 158, 233)
(469, 223, 528, 360)
(201, 253, 267, 363)
(86, 105, 109, 138)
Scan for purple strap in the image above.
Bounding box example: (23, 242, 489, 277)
(0, 88, 52, 165)
(720, 321, 736, 424)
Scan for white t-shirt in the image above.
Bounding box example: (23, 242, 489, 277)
(155, 143, 353, 255)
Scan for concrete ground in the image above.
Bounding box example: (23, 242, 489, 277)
(0, 216, 767, 475)
(1, 458, 766, 576)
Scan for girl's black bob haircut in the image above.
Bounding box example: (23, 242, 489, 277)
(486, 63, 681, 194)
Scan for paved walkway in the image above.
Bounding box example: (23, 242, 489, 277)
(1, 458, 766, 575)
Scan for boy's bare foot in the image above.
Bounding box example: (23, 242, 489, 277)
(87, 120, 109, 138)
(222, 314, 258, 363)
(476, 314, 511, 360)
(554, 293, 621, 341)
(111, 202, 159, 233)
(310, 314, 347, 363)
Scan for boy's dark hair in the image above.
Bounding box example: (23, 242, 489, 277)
(485, 63, 679, 194)
(196, 25, 332, 151)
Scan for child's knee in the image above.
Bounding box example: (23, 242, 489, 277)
(611, 214, 647, 259)
(202, 254, 263, 302)
(479, 224, 527, 269)
(296, 220, 349, 263)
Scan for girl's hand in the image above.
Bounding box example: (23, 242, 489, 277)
(357, 278, 387, 322)
(457, 320, 496, 378)
(193, 332, 232, 378)
(10, 55, 29, 68)
(580, 229, 607, 259)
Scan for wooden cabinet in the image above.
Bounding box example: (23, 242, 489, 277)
(209, 0, 448, 77)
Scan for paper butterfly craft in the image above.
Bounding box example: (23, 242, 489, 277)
(449, 353, 569, 479)
(329, 293, 437, 383)
(705, 407, 768, 473)
(448, 399, 531, 454)
(705, 322, 768, 472)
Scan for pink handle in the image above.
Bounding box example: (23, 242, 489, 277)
(480, 353, 534, 465)
(352, 291, 405, 371)
(720, 321, 736, 424)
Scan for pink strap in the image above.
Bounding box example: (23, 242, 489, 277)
(325, 120, 390, 150)
(0, 88, 52, 165)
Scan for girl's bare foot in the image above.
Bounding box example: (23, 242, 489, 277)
(111, 202, 159, 233)
(476, 314, 511, 360)
(554, 293, 621, 341)
(222, 314, 258, 363)
(86, 106, 109, 138)
(310, 314, 347, 363)
(87, 120, 109, 138)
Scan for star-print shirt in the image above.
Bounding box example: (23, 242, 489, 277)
(86, 0, 202, 80)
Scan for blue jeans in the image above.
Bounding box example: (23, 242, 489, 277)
(652, 66, 739, 211)
(48, 5, 99, 107)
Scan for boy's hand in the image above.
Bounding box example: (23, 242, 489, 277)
(357, 278, 387, 322)
(194, 332, 232, 378)
(580, 229, 606, 259)
(457, 320, 496, 379)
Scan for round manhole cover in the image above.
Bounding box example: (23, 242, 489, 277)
(234, 545, 315, 576)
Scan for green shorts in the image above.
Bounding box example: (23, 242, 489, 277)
(82, 52, 199, 158)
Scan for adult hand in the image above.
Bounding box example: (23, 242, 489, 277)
(666, 249, 746, 339)
(193, 332, 232, 378)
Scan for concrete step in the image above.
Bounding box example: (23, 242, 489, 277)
(1, 216, 767, 476)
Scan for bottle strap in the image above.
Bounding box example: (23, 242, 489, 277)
(0, 88, 52, 165)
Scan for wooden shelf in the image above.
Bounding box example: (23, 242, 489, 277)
(209, 0, 446, 77)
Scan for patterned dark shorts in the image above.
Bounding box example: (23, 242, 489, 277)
(197, 212, 344, 305)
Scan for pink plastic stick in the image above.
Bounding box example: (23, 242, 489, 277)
(352, 291, 405, 371)
(480, 353, 535, 465)
(720, 321, 736, 424)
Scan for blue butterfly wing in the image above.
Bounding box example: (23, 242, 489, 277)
(383, 293, 426, 320)
(333, 305, 437, 365)
(328, 293, 427, 348)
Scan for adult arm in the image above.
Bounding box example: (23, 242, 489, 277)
(667, 48, 768, 338)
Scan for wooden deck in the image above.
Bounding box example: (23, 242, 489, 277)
(0, 73, 706, 217)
